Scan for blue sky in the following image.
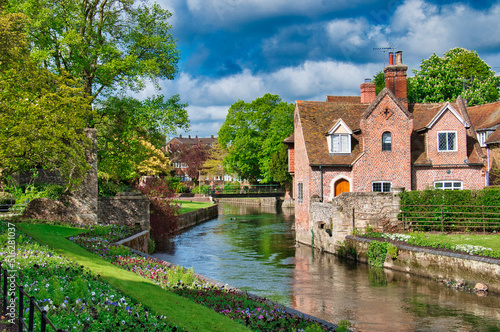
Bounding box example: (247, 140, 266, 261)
(140, 0, 500, 139)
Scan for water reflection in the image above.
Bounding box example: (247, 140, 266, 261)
(153, 203, 500, 331)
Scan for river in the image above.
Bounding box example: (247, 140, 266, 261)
(153, 203, 500, 332)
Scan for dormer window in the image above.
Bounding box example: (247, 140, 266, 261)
(332, 134, 351, 153)
(327, 119, 353, 154)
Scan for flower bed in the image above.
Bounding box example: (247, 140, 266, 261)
(70, 225, 334, 331)
(0, 222, 177, 332)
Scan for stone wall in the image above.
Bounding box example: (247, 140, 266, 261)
(98, 192, 150, 230)
(299, 190, 402, 251)
(214, 197, 280, 207)
(177, 204, 218, 231)
(346, 235, 500, 293)
(116, 230, 150, 254)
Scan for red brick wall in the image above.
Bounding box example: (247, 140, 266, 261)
(293, 107, 311, 232)
(426, 109, 468, 165)
(289, 146, 295, 173)
(309, 167, 352, 201)
(354, 95, 413, 191)
(413, 165, 485, 190)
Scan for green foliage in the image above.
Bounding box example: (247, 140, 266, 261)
(387, 243, 398, 259)
(96, 96, 188, 182)
(336, 241, 357, 258)
(367, 241, 388, 267)
(304, 323, 324, 332)
(400, 188, 500, 231)
(191, 184, 210, 195)
(336, 320, 352, 332)
(368, 266, 387, 287)
(373, 71, 385, 94)
(175, 182, 190, 193)
(269, 144, 292, 185)
(148, 238, 156, 255)
(408, 48, 500, 106)
(8, 0, 180, 100)
(97, 178, 125, 197)
(218, 93, 294, 183)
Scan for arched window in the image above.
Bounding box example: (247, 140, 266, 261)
(382, 132, 392, 151)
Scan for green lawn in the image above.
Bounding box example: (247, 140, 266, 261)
(413, 233, 500, 251)
(175, 200, 214, 214)
(19, 223, 250, 332)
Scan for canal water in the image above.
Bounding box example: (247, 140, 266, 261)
(153, 203, 500, 332)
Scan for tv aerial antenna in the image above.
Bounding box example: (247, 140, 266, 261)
(373, 43, 395, 67)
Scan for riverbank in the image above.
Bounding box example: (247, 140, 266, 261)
(344, 235, 500, 294)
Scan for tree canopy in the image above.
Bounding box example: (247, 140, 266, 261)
(7, 0, 179, 101)
(218, 94, 294, 183)
(0, 8, 93, 190)
(168, 143, 210, 182)
(408, 48, 500, 106)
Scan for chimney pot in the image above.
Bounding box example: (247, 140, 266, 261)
(388, 52, 394, 66)
(179, 134, 182, 138)
(196, 135, 198, 139)
(364, 78, 372, 83)
(360, 80, 376, 104)
(211, 135, 214, 138)
(395, 50, 403, 65)
(188, 135, 191, 139)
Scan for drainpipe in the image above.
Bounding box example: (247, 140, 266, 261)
(319, 166, 323, 202)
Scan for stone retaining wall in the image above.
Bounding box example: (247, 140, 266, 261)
(177, 205, 218, 231)
(98, 192, 150, 230)
(117, 230, 150, 254)
(345, 235, 500, 293)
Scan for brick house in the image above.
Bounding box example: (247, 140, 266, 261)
(288, 51, 500, 234)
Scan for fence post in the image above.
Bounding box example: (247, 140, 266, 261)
(41, 311, 47, 332)
(19, 287, 24, 332)
(440, 205, 444, 233)
(482, 205, 486, 234)
(2, 265, 7, 311)
(28, 297, 35, 332)
(352, 208, 355, 231)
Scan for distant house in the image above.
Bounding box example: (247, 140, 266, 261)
(165, 135, 239, 185)
(287, 51, 500, 231)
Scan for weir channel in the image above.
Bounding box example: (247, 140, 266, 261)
(153, 203, 500, 331)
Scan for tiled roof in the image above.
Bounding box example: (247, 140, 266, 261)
(282, 134, 294, 144)
(297, 95, 486, 166)
(467, 100, 500, 130)
(168, 136, 217, 146)
(297, 99, 365, 166)
(486, 127, 500, 144)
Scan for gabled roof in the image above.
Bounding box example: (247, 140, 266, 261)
(167, 136, 217, 147)
(467, 100, 500, 131)
(486, 127, 500, 144)
(282, 133, 294, 144)
(327, 119, 353, 135)
(362, 87, 412, 119)
(296, 99, 365, 166)
(425, 102, 469, 130)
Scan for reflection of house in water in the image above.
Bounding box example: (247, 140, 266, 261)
(291, 245, 498, 331)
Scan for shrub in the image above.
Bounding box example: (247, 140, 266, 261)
(135, 178, 180, 240)
(336, 241, 357, 258)
(367, 241, 388, 267)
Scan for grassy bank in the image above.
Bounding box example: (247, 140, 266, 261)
(175, 200, 214, 214)
(17, 223, 250, 332)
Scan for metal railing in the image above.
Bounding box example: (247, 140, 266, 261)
(0, 263, 62, 332)
(205, 184, 285, 196)
(351, 204, 500, 233)
(400, 204, 500, 232)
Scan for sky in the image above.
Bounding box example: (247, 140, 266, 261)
(139, 0, 500, 139)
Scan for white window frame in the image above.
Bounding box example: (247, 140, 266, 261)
(434, 181, 463, 190)
(372, 181, 391, 192)
(331, 133, 351, 154)
(437, 131, 457, 152)
(477, 130, 494, 147)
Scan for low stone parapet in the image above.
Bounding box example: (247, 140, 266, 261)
(177, 204, 218, 231)
(98, 192, 150, 230)
(116, 230, 150, 254)
(345, 235, 500, 293)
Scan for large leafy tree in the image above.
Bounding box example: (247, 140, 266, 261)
(218, 94, 294, 183)
(408, 48, 500, 106)
(96, 96, 187, 182)
(202, 141, 227, 179)
(7, 0, 179, 100)
(0, 7, 93, 190)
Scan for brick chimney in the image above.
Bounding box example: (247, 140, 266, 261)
(360, 78, 376, 104)
(384, 50, 408, 109)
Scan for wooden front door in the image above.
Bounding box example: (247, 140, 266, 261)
(335, 179, 350, 196)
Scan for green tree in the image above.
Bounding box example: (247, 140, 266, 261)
(218, 94, 294, 183)
(408, 48, 500, 106)
(96, 95, 188, 182)
(269, 144, 292, 185)
(0, 8, 93, 190)
(202, 141, 227, 179)
(373, 71, 385, 95)
(7, 0, 179, 100)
